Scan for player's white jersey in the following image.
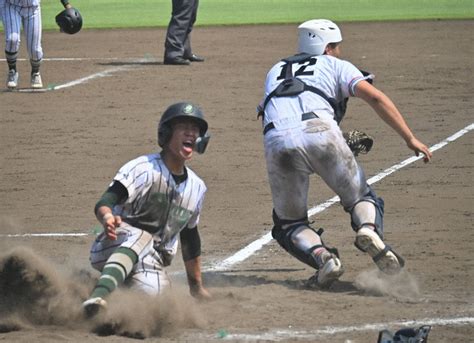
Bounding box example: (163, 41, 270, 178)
(112, 152, 206, 260)
(4, 0, 40, 7)
(262, 54, 368, 128)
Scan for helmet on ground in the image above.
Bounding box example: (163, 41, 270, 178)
(56, 7, 83, 35)
(158, 102, 209, 152)
(298, 19, 342, 56)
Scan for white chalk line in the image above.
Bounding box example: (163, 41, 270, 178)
(4, 57, 160, 92)
(51, 65, 132, 90)
(3, 233, 89, 238)
(0, 57, 156, 62)
(4, 65, 130, 93)
(207, 316, 474, 341)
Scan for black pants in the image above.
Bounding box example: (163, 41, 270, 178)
(164, 0, 199, 59)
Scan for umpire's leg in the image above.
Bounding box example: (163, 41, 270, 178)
(164, 0, 196, 60)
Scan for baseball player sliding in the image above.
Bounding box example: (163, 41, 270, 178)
(258, 19, 432, 288)
(82, 102, 212, 317)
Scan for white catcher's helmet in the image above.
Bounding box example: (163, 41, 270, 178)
(298, 19, 342, 56)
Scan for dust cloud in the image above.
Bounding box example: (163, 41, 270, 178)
(354, 269, 423, 302)
(0, 246, 206, 338)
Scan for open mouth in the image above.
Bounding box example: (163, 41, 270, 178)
(182, 140, 195, 153)
(183, 141, 194, 148)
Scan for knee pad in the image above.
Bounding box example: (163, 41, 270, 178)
(348, 187, 384, 239)
(272, 209, 308, 229)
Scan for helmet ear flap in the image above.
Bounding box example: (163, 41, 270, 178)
(158, 124, 172, 147)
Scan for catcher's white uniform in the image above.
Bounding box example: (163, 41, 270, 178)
(89, 152, 206, 295)
(261, 54, 373, 221)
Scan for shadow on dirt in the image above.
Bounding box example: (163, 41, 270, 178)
(98, 61, 163, 66)
(202, 269, 363, 295)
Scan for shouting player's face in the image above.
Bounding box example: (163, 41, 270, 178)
(168, 120, 200, 162)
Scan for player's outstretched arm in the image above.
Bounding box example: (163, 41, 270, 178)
(184, 256, 211, 300)
(180, 227, 212, 300)
(354, 80, 432, 163)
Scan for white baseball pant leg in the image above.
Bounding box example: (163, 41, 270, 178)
(89, 223, 171, 296)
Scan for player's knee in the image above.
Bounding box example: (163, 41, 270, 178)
(5, 33, 20, 49)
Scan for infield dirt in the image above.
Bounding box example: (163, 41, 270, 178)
(0, 20, 473, 342)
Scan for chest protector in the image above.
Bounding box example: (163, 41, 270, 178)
(261, 54, 348, 124)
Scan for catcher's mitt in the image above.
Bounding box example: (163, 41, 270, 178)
(343, 130, 374, 156)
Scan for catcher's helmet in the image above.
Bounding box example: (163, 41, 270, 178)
(158, 102, 210, 153)
(56, 7, 83, 35)
(298, 19, 342, 56)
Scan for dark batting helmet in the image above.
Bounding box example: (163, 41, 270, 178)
(158, 102, 210, 153)
(56, 7, 83, 35)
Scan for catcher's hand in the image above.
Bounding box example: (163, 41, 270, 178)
(343, 130, 374, 156)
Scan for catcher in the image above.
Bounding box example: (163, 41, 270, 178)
(257, 19, 432, 288)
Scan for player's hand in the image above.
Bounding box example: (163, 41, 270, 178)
(407, 137, 432, 163)
(190, 284, 212, 301)
(102, 213, 122, 240)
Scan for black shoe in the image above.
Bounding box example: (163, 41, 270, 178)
(163, 57, 190, 65)
(186, 54, 205, 62)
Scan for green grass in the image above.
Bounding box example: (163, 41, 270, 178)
(4, 0, 474, 31)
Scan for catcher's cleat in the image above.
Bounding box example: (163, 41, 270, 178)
(30, 72, 43, 89)
(355, 227, 405, 275)
(6, 70, 19, 89)
(308, 252, 344, 289)
(82, 297, 107, 318)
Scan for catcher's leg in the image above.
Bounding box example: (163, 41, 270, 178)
(348, 189, 405, 274)
(271, 212, 344, 288)
(265, 132, 343, 287)
(311, 130, 405, 275)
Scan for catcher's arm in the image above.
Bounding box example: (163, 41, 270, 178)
(354, 80, 432, 162)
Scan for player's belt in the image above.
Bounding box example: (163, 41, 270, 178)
(263, 112, 319, 135)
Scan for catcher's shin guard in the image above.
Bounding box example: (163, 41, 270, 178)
(271, 212, 344, 286)
(272, 223, 321, 270)
(348, 187, 385, 239)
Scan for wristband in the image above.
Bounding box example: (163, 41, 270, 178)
(60, 0, 70, 8)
